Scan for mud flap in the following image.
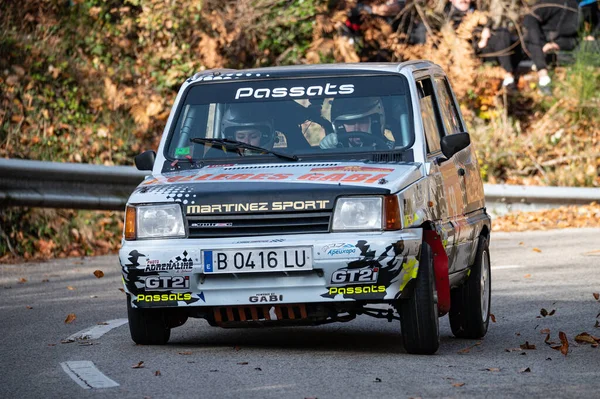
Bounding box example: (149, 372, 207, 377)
(424, 230, 450, 316)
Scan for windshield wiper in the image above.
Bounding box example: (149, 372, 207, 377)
(190, 138, 299, 161)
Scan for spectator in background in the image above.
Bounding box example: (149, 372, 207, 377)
(441, 0, 522, 91)
(580, 0, 600, 39)
(523, 0, 597, 95)
(342, 1, 428, 45)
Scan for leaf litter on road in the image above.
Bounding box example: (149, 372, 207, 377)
(64, 313, 76, 324)
(519, 367, 532, 373)
(93, 270, 104, 278)
(132, 361, 144, 369)
(458, 341, 481, 354)
(574, 332, 600, 345)
(550, 332, 569, 355)
(520, 342, 536, 350)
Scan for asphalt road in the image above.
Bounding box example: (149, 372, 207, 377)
(1, 228, 599, 399)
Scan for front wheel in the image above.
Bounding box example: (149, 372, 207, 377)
(449, 236, 491, 339)
(399, 242, 440, 355)
(127, 297, 171, 345)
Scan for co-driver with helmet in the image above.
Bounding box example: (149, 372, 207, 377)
(221, 103, 277, 149)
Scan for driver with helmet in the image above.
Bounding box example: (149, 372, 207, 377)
(221, 103, 276, 149)
(320, 97, 392, 149)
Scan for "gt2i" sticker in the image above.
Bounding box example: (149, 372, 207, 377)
(144, 276, 190, 290)
(330, 267, 379, 284)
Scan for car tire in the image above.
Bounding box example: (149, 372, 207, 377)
(127, 296, 171, 345)
(399, 242, 440, 355)
(449, 236, 491, 339)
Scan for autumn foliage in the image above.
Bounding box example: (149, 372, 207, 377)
(0, 0, 598, 260)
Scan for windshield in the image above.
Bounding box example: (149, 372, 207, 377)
(165, 75, 413, 162)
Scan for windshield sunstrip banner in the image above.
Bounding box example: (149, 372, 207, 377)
(184, 76, 410, 104)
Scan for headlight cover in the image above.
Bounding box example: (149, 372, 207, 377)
(332, 197, 382, 231)
(136, 204, 186, 239)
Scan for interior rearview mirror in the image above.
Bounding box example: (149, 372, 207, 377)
(134, 150, 156, 171)
(440, 132, 470, 159)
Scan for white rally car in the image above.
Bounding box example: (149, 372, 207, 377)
(120, 61, 492, 354)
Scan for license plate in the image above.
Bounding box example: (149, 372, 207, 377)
(202, 247, 312, 274)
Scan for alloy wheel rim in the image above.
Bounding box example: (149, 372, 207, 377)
(480, 250, 490, 321)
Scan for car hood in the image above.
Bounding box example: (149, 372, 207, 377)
(129, 162, 422, 214)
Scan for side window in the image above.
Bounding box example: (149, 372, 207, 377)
(434, 76, 462, 134)
(416, 78, 443, 154)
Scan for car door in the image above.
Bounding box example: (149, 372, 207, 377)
(414, 74, 460, 272)
(432, 75, 480, 271)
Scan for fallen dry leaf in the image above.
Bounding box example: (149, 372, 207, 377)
(544, 334, 556, 345)
(452, 382, 465, 387)
(132, 361, 144, 369)
(64, 313, 76, 324)
(118, 288, 125, 293)
(93, 270, 104, 278)
(505, 347, 523, 352)
(593, 293, 599, 301)
(155, 370, 161, 376)
(237, 362, 249, 365)
(520, 341, 536, 350)
(524, 274, 532, 278)
(558, 331, 569, 355)
(490, 314, 496, 323)
(374, 377, 382, 382)
(26, 305, 33, 309)
(18, 278, 27, 283)
(485, 368, 500, 372)
(178, 351, 192, 355)
(254, 367, 262, 371)
(67, 286, 75, 290)
(540, 308, 548, 317)
(574, 332, 600, 345)
(532, 248, 542, 253)
(548, 309, 556, 316)
(458, 341, 481, 354)
(519, 367, 531, 373)
(540, 328, 550, 334)
(519, 242, 524, 246)
(97, 322, 109, 325)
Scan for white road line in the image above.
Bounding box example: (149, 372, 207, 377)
(492, 265, 523, 270)
(60, 361, 119, 389)
(65, 318, 128, 342)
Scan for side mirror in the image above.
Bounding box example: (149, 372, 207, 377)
(134, 150, 156, 171)
(440, 132, 470, 159)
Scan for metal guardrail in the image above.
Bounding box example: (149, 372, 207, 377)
(0, 158, 148, 211)
(1, 158, 599, 212)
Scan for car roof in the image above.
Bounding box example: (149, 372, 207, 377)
(188, 61, 442, 83)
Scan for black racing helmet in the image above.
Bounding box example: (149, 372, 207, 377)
(221, 104, 275, 147)
(330, 97, 385, 136)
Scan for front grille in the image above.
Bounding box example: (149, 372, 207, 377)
(187, 211, 331, 238)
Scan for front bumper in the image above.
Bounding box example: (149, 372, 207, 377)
(119, 229, 423, 309)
